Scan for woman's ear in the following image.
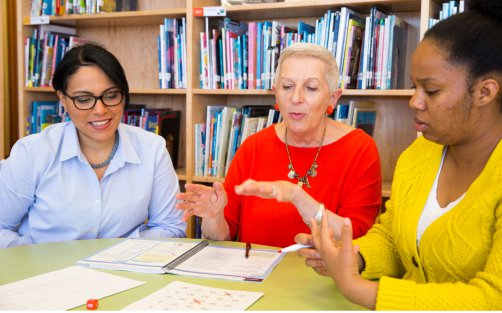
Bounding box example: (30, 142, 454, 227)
(56, 91, 68, 111)
(331, 89, 343, 106)
(475, 78, 500, 108)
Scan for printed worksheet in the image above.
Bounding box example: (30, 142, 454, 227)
(0, 266, 145, 310)
(170, 245, 283, 281)
(122, 281, 264, 311)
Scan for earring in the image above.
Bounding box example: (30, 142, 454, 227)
(326, 105, 334, 115)
(274, 103, 280, 111)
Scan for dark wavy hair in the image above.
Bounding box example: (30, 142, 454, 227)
(423, 0, 502, 111)
(52, 42, 130, 107)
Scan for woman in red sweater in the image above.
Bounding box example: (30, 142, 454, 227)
(176, 43, 381, 248)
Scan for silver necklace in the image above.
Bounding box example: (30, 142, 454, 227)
(284, 123, 327, 188)
(89, 133, 119, 169)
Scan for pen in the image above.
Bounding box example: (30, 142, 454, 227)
(278, 243, 312, 253)
(245, 242, 251, 258)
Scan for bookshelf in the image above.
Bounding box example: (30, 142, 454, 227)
(15, 0, 442, 235)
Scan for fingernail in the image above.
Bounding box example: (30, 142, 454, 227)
(344, 218, 350, 226)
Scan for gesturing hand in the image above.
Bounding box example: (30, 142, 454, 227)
(294, 232, 331, 276)
(235, 178, 301, 203)
(310, 209, 378, 309)
(311, 211, 360, 290)
(175, 182, 228, 222)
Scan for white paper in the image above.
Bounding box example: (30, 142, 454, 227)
(0, 266, 145, 310)
(171, 246, 283, 281)
(78, 239, 204, 273)
(122, 281, 263, 311)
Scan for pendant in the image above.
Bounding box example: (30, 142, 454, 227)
(308, 167, 317, 177)
(288, 169, 296, 179)
(297, 176, 311, 188)
(303, 176, 311, 188)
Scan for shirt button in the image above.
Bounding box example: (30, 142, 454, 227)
(412, 256, 419, 267)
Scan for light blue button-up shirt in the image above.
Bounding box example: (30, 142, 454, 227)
(0, 121, 186, 248)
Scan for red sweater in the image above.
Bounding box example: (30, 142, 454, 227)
(223, 125, 382, 247)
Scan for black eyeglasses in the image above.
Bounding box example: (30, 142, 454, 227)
(64, 90, 124, 110)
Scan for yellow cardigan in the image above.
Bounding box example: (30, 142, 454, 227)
(354, 136, 502, 310)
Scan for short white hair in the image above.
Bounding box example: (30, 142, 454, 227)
(274, 43, 340, 93)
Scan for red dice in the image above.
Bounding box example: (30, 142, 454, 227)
(86, 299, 98, 310)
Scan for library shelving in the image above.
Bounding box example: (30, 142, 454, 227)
(16, 0, 445, 236)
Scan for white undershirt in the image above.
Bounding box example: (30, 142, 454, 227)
(417, 148, 465, 245)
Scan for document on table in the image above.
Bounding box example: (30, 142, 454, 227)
(78, 239, 284, 282)
(0, 266, 145, 310)
(122, 281, 264, 311)
(170, 245, 284, 282)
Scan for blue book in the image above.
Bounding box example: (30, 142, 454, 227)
(31, 101, 58, 133)
(242, 34, 247, 89)
(235, 36, 243, 89)
(297, 21, 315, 42)
(41, 0, 53, 16)
(218, 38, 224, 89)
(260, 21, 272, 89)
(157, 35, 162, 87)
(256, 22, 263, 89)
(331, 12, 341, 57)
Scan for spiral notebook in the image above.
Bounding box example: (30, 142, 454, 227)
(77, 239, 283, 282)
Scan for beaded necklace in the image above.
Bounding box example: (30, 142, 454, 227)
(284, 123, 327, 188)
(89, 133, 119, 169)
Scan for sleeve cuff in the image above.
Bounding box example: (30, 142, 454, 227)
(376, 276, 416, 310)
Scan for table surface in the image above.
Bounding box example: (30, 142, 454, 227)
(0, 238, 364, 310)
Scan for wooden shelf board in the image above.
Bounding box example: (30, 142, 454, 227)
(223, 0, 420, 20)
(193, 88, 414, 97)
(176, 168, 187, 181)
(24, 87, 186, 95)
(382, 180, 392, 198)
(24, 9, 187, 27)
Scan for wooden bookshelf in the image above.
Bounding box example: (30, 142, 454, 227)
(15, 0, 441, 237)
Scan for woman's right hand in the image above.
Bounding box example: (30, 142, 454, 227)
(175, 182, 228, 222)
(294, 232, 331, 277)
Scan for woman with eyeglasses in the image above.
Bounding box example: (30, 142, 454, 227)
(0, 42, 186, 248)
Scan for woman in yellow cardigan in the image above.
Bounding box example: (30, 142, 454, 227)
(296, 0, 502, 309)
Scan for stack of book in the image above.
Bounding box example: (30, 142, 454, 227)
(123, 106, 181, 168)
(157, 17, 187, 89)
(194, 105, 279, 178)
(29, 0, 138, 16)
(334, 101, 377, 137)
(24, 24, 85, 88)
(199, 5, 409, 91)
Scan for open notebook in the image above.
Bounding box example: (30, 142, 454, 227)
(77, 239, 283, 282)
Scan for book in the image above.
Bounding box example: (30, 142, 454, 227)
(158, 110, 181, 168)
(116, 0, 137, 11)
(78, 239, 284, 282)
(340, 17, 365, 88)
(389, 15, 408, 89)
(352, 108, 377, 136)
(347, 100, 374, 128)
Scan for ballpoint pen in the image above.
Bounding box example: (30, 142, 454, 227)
(245, 242, 251, 258)
(278, 243, 312, 253)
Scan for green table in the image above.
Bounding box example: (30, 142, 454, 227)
(0, 238, 363, 310)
